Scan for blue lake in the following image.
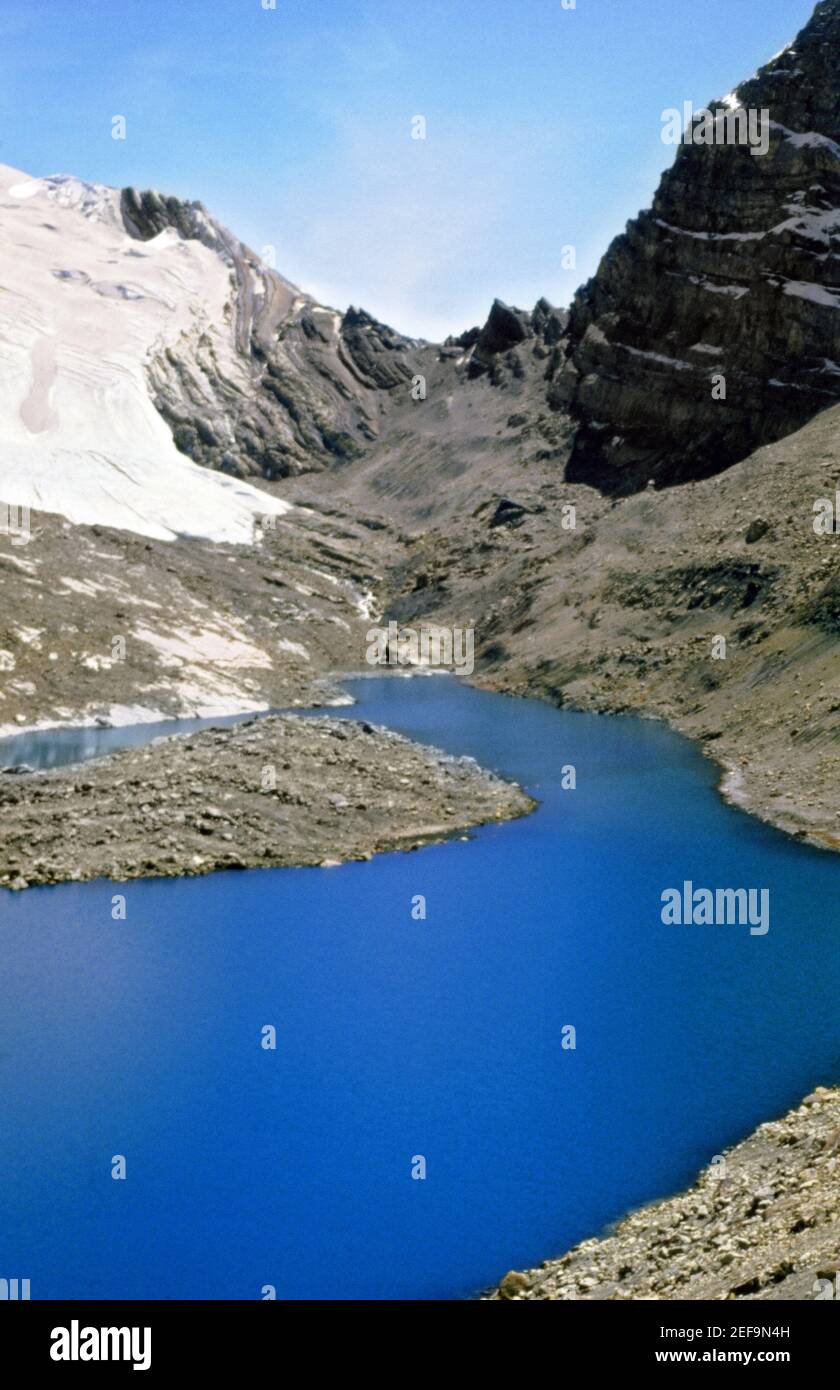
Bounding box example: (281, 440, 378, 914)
(1, 675, 838, 1300)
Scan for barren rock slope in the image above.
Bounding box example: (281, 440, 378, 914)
(486, 1086, 840, 1301)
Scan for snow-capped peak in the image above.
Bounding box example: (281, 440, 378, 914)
(7, 171, 119, 224)
(0, 162, 289, 544)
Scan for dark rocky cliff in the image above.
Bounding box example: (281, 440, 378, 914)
(120, 187, 417, 480)
(554, 0, 840, 494)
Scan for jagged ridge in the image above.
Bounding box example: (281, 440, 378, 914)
(121, 186, 417, 480)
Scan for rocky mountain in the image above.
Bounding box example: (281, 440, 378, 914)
(0, 159, 420, 733)
(555, 0, 840, 493)
(0, 161, 417, 548)
(313, 1, 840, 855)
(0, 163, 289, 543)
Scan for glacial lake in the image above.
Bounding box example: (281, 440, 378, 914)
(1, 675, 838, 1300)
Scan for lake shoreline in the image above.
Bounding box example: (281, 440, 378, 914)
(469, 670, 840, 858)
(453, 674, 840, 1303)
(4, 656, 836, 862)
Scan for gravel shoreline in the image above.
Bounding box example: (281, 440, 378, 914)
(0, 713, 534, 890)
(485, 1086, 840, 1302)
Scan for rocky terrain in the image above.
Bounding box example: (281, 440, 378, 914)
(2, 4, 837, 856)
(0, 488, 407, 735)
(322, 325, 839, 854)
(485, 1085, 840, 1301)
(0, 713, 533, 890)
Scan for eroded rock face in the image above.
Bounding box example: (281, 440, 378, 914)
(120, 187, 416, 480)
(555, 0, 840, 494)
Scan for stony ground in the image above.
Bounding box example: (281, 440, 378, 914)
(0, 713, 533, 889)
(4, 353, 838, 858)
(0, 494, 401, 735)
(485, 1086, 840, 1301)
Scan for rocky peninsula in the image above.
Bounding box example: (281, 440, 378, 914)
(0, 713, 534, 890)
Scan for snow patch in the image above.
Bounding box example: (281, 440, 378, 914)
(782, 280, 840, 308)
(355, 589, 379, 621)
(58, 575, 112, 597)
(773, 206, 840, 245)
(133, 624, 273, 669)
(656, 219, 765, 244)
(771, 123, 840, 161)
(79, 653, 116, 671)
(689, 277, 750, 299)
(768, 41, 795, 65)
(617, 343, 694, 371)
(277, 638, 310, 661)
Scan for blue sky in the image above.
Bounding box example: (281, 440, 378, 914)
(0, 0, 818, 338)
